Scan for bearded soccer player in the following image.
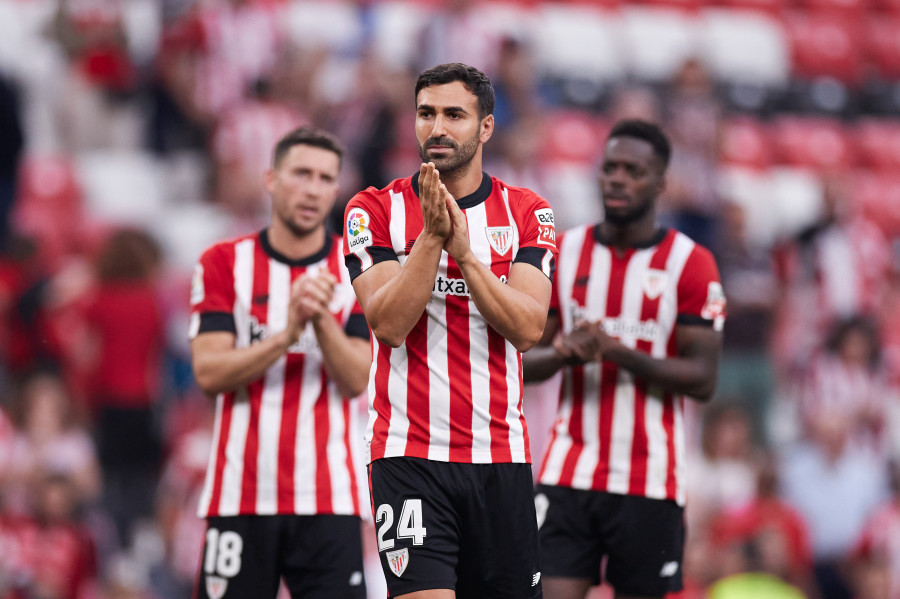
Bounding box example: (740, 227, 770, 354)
(343, 63, 557, 599)
(523, 120, 726, 599)
(189, 126, 370, 599)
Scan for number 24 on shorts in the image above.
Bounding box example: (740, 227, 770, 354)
(376, 499, 427, 550)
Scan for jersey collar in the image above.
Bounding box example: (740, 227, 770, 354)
(410, 171, 493, 210)
(259, 228, 333, 266)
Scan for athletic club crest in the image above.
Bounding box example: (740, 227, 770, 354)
(642, 269, 668, 300)
(205, 575, 228, 599)
(485, 226, 513, 255)
(386, 548, 409, 577)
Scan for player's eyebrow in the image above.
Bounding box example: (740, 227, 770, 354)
(417, 103, 470, 114)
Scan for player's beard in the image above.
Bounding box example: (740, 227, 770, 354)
(602, 194, 655, 226)
(418, 131, 480, 180)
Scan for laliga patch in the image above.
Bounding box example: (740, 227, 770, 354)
(346, 208, 373, 251)
(534, 208, 556, 247)
(642, 269, 668, 300)
(191, 264, 205, 306)
(701, 281, 727, 331)
(205, 575, 228, 599)
(386, 547, 409, 577)
(485, 226, 513, 255)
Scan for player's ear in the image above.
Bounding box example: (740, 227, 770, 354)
(479, 114, 494, 144)
(263, 168, 276, 194)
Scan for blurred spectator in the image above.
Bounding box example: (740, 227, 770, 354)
(5, 369, 101, 517)
(796, 316, 896, 453)
(780, 409, 890, 599)
(0, 73, 24, 250)
(79, 228, 166, 548)
(687, 402, 760, 531)
(707, 529, 807, 599)
(607, 84, 662, 123)
(414, 0, 502, 76)
(661, 58, 724, 251)
(772, 174, 893, 375)
(851, 461, 900, 599)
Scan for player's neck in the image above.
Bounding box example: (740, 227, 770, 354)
(442, 155, 484, 200)
(600, 218, 658, 251)
(267, 222, 326, 261)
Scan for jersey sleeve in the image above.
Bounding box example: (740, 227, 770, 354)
(512, 191, 558, 280)
(188, 244, 236, 339)
(344, 299, 370, 340)
(677, 245, 726, 332)
(343, 190, 398, 281)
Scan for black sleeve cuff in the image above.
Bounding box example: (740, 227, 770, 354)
(345, 246, 399, 281)
(198, 312, 236, 335)
(514, 246, 556, 279)
(344, 313, 370, 340)
(677, 314, 715, 327)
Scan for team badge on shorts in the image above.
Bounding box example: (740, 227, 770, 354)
(386, 548, 409, 577)
(205, 575, 228, 599)
(485, 226, 513, 256)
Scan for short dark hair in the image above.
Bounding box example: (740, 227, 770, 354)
(272, 126, 344, 168)
(607, 119, 671, 168)
(415, 63, 495, 120)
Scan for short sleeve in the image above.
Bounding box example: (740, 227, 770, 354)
(677, 246, 726, 332)
(188, 244, 236, 339)
(342, 190, 398, 281)
(512, 191, 558, 279)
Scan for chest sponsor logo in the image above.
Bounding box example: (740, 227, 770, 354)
(534, 208, 556, 248)
(433, 274, 507, 298)
(386, 548, 409, 578)
(643, 269, 668, 300)
(603, 316, 662, 343)
(346, 208, 373, 250)
(191, 264, 205, 306)
(250, 316, 320, 353)
(485, 226, 513, 256)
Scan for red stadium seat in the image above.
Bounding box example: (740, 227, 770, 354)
(540, 110, 610, 166)
(854, 118, 900, 172)
(783, 11, 864, 84)
(770, 116, 856, 170)
(847, 171, 900, 235)
(719, 116, 772, 169)
(712, 0, 787, 17)
(793, 0, 871, 19)
(866, 18, 900, 80)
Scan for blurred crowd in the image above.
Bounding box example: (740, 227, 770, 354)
(0, 0, 898, 598)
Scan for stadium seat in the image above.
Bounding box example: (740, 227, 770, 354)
(866, 17, 900, 81)
(699, 8, 791, 87)
(770, 116, 856, 169)
(854, 118, 900, 172)
(794, 0, 871, 19)
(783, 11, 864, 84)
(620, 7, 702, 82)
(846, 170, 900, 235)
(532, 4, 625, 83)
(540, 110, 610, 166)
(719, 116, 773, 169)
(75, 150, 166, 227)
(712, 0, 787, 17)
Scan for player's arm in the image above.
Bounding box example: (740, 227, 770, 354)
(592, 321, 722, 401)
(351, 163, 451, 348)
(191, 328, 298, 397)
(443, 196, 551, 352)
(298, 272, 371, 397)
(522, 313, 565, 383)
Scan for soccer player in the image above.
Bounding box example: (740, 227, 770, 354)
(523, 120, 726, 599)
(189, 126, 370, 599)
(343, 63, 557, 599)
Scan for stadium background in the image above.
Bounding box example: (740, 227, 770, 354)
(0, 0, 898, 598)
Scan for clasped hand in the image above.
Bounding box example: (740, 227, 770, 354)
(553, 320, 615, 365)
(418, 162, 470, 262)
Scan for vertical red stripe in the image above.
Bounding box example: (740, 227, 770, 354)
(664, 394, 678, 499)
(314, 371, 333, 512)
(557, 229, 596, 486)
(629, 236, 675, 496)
(446, 260, 474, 462)
(207, 391, 235, 515)
(277, 354, 303, 513)
(404, 312, 431, 459)
(488, 327, 511, 462)
(343, 400, 361, 515)
(593, 248, 628, 490)
(370, 343, 393, 461)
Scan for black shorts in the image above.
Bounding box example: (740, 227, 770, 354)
(535, 484, 685, 596)
(368, 457, 542, 599)
(195, 514, 366, 599)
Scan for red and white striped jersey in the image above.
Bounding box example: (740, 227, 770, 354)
(343, 173, 557, 465)
(189, 230, 367, 518)
(537, 225, 725, 505)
